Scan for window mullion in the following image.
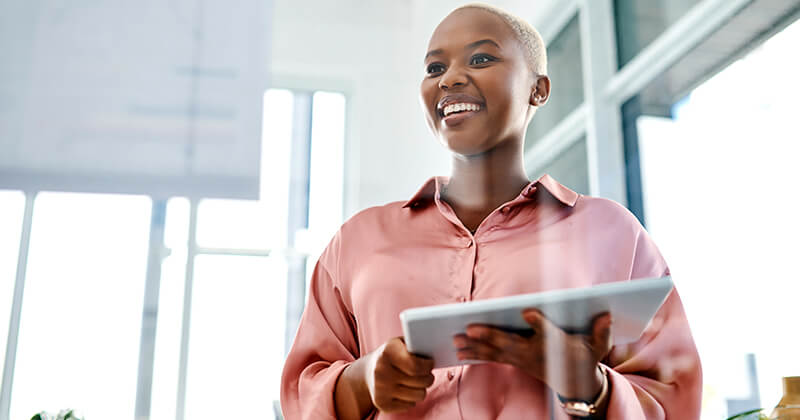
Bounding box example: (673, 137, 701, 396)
(175, 199, 198, 420)
(0, 192, 35, 420)
(134, 200, 167, 420)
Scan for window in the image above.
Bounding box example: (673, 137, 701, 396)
(183, 255, 287, 419)
(149, 197, 189, 420)
(0, 190, 24, 383)
(1, 87, 346, 420)
(530, 136, 590, 196)
(614, 0, 702, 67)
(525, 14, 585, 150)
(9, 192, 151, 420)
(636, 20, 800, 418)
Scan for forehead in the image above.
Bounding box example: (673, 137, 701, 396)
(427, 8, 519, 53)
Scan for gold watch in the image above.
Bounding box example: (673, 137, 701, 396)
(558, 365, 609, 418)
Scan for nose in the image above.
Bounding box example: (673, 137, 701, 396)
(438, 66, 467, 90)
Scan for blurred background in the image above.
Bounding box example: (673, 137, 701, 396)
(1, 0, 799, 419)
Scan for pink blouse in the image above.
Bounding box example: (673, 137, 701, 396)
(280, 174, 702, 420)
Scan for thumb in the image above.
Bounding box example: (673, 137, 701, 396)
(590, 312, 613, 356)
(522, 309, 562, 339)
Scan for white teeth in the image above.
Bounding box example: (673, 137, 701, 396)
(443, 102, 481, 117)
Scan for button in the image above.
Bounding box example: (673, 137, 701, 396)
(523, 186, 538, 197)
(447, 370, 455, 380)
(457, 296, 467, 302)
(500, 206, 510, 214)
(465, 238, 473, 247)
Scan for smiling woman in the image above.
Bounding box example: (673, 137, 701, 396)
(280, 3, 702, 420)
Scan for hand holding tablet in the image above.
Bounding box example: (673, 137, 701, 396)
(400, 276, 674, 370)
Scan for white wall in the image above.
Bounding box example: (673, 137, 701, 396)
(269, 0, 558, 217)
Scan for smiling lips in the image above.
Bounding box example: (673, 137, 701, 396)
(443, 102, 482, 117)
(437, 94, 484, 126)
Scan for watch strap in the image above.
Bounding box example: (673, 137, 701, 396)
(558, 365, 609, 417)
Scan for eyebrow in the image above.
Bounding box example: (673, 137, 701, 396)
(424, 38, 501, 60)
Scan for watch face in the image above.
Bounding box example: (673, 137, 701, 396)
(562, 401, 594, 417)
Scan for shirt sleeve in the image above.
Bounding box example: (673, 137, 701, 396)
(280, 233, 361, 420)
(601, 226, 703, 420)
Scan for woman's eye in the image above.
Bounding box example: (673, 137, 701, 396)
(470, 54, 494, 65)
(426, 63, 445, 74)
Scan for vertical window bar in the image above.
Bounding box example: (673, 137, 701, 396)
(0, 192, 35, 420)
(134, 199, 168, 420)
(285, 92, 313, 355)
(176, 199, 198, 420)
(620, 96, 647, 225)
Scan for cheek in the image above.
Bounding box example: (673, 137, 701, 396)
(419, 81, 439, 128)
(487, 78, 529, 128)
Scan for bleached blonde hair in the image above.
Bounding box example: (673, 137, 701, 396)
(450, 3, 548, 76)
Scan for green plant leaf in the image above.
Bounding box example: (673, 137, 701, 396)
(30, 414, 43, 420)
(726, 408, 765, 420)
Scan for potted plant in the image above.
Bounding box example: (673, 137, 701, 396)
(30, 409, 83, 420)
(727, 408, 770, 420)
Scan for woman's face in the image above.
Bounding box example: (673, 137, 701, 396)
(420, 8, 536, 157)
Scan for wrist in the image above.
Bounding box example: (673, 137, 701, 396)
(557, 365, 610, 419)
(558, 364, 605, 401)
(334, 359, 375, 420)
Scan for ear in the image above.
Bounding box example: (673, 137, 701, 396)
(529, 75, 551, 107)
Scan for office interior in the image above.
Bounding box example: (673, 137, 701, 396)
(1, 0, 799, 419)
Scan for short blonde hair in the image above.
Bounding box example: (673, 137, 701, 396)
(451, 3, 548, 76)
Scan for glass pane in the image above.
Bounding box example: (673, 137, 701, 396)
(636, 21, 800, 419)
(0, 190, 25, 382)
(196, 199, 272, 250)
(614, 0, 702, 67)
(184, 255, 287, 419)
(10, 192, 151, 420)
(308, 91, 346, 243)
(150, 197, 189, 420)
(525, 14, 584, 149)
(196, 89, 294, 251)
(530, 137, 589, 196)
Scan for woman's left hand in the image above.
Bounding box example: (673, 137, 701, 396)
(452, 309, 612, 401)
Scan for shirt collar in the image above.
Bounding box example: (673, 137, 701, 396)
(402, 173, 579, 209)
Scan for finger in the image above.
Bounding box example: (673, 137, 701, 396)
(454, 339, 505, 363)
(453, 334, 469, 350)
(387, 341, 434, 376)
(591, 312, 613, 356)
(387, 364, 435, 389)
(464, 325, 525, 351)
(390, 384, 428, 403)
(522, 309, 565, 341)
(456, 348, 484, 361)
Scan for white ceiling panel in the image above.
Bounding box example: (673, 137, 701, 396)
(0, 0, 271, 199)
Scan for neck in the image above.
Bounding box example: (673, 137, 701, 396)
(444, 139, 530, 211)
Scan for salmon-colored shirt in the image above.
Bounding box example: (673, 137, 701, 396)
(281, 174, 702, 420)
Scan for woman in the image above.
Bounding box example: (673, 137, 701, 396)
(281, 4, 702, 419)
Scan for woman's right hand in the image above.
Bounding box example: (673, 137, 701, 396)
(363, 337, 435, 412)
(335, 337, 435, 419)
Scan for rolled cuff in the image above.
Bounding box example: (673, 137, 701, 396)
(291, 360, 352, 420)
(602, 364, 648, 420)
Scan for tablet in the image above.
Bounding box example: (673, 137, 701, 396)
(400, 276, 673, 369)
